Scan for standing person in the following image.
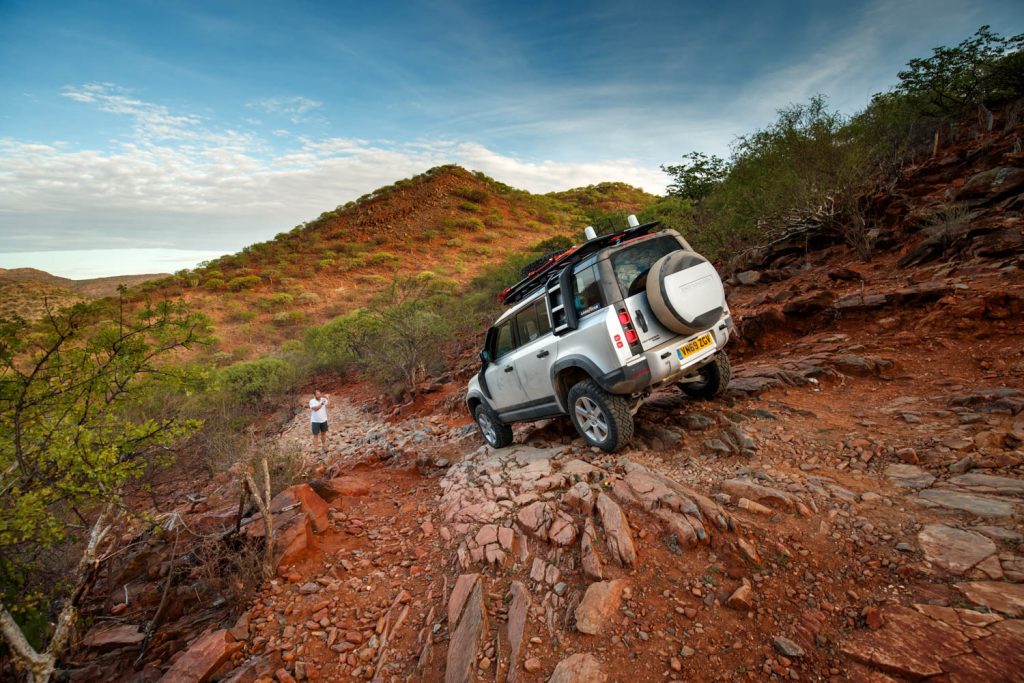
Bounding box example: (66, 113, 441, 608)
(309, 390, 329, 451)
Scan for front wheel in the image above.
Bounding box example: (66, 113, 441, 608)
(474, 403, 513, 448)
(567, 379, 634, 452)
(679, 352, 732, 399)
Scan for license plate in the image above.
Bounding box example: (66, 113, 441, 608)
(676, 332, 714, 361)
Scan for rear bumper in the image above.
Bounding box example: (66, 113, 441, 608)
(641, 319, 731, 387)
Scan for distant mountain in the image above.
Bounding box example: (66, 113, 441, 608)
(0, 268, 169, 321)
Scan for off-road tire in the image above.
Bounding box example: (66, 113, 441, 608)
(474, 403, 514, 448)
(567, 379, 634, 452)
(679, 352, 732, 399)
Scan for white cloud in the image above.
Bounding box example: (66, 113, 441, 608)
(248, 95, 325, 123)
(0, 86, 669, 257)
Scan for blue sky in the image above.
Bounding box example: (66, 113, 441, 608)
(1, 0, 1022, 277)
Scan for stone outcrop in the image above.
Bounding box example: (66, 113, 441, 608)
(574, 579, 627, 635)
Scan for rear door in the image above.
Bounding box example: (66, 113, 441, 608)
(608, 236, 681, 351)
(512, 297, 558, 404)
(483, 320, 531, 411)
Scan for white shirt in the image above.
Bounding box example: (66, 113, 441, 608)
(309, 397, 329, 423)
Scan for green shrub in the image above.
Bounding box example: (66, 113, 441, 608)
(446, 238, 464, 248)
(458, 218, 484, 232)
(296, 292, 321, 306)
(454, 186, 488, 203)
(272, 310, 305, 327)
(459, 201, 482, 213)
(484, 213, 503, 228)
(227, 275, 261, 292)
(217, 357, 295, 404)
(369, 251, 400, 266)
(204, 278, 226, 291)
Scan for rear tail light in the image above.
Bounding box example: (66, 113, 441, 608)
(615, 308, 644, 355)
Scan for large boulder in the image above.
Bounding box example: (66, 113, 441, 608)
(158, 629, 242, 683)
(548, 653, 607, 683)
(574, 579, 627, 635)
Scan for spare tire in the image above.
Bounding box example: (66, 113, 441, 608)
(646, 251, 726, 335)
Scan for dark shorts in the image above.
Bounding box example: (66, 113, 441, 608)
(311, 421, 328, 435)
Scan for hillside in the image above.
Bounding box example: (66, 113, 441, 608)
(547, 181, 657, 215)
(0, 268, 169, 321)
(147, 165, 649, 358)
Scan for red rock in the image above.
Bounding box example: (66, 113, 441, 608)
(580, 519, 604, 581)
(516, 501, 551, 537)
(309, 475, 371, 501)
(447, 573, 480, 628)
(726, 583, 753, 611)
(275, 668, 297, 683)
(158, 629, 242, 683)
(445, 576, 487, 683)
(596, 493, 636, 567)
(562, 481, 594, 515)
(863, 607, 884, 630)
(497, 526, 514, 550)
(523, 658, 541, 673)
(548, 653, 607, 683)
(574, 579, 627, 635)
(82, 624, 145, 650)
(955, 581, 1024, 617)
(286, 484, 331, 533)
(506, 581, 531, 683)
(475, 524, 498, 547)
(547, 510, 577, 546)
(839, 606, 970, 679)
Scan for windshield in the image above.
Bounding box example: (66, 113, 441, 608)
(610, 236, 682, 298)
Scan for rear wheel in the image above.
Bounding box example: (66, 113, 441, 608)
(474, 403, 513, 448)
(567, 379, 634, 452)
(679, 352, 732, 399)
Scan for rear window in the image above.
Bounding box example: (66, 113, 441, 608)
(515, 298, 551, 344)
(573, 264, 603, 317)
(610, 236, 682, 298)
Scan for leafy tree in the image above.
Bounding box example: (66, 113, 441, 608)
(895, 25, 1024, 117)
(661, 152, 729, 201)
(0, 297, 208, 680)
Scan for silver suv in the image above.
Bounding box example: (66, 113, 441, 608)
(466, 218, 734, 452)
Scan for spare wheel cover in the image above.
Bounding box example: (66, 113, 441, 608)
(646, 251, 725, 335)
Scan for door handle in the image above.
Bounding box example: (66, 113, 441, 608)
(504, 366, 514, 373)
(536, 350, 550, 358)
(635, 309, 649, 333)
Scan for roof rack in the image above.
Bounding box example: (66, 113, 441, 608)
(499, 221, 661, 306)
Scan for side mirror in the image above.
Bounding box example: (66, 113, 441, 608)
(480, 349, 492, 363)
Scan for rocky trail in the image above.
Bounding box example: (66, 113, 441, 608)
(63, 127, 1024, 682)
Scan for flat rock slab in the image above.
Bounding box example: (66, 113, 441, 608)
(505, 581, 530, 683)
(955, 581, 1024, 617)
(445, 577, 487, 683)
(948, 473, 1024, 497)
(839, 606, 971, 679)
(158, 629, 242, 683)
(918, 524, 996, 575)
(918, 489, 1015, 518)
(548, 653, 607, 683)
(575, 579, 627, 635)
(81, 624, 145, 650)
(884, 464, 936, 490)
(448, 573, 480, 627)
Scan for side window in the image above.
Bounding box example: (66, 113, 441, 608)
(515, 299, 551, 344)
(573, 265, 602, 317)
(493, 321, 516, 359)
